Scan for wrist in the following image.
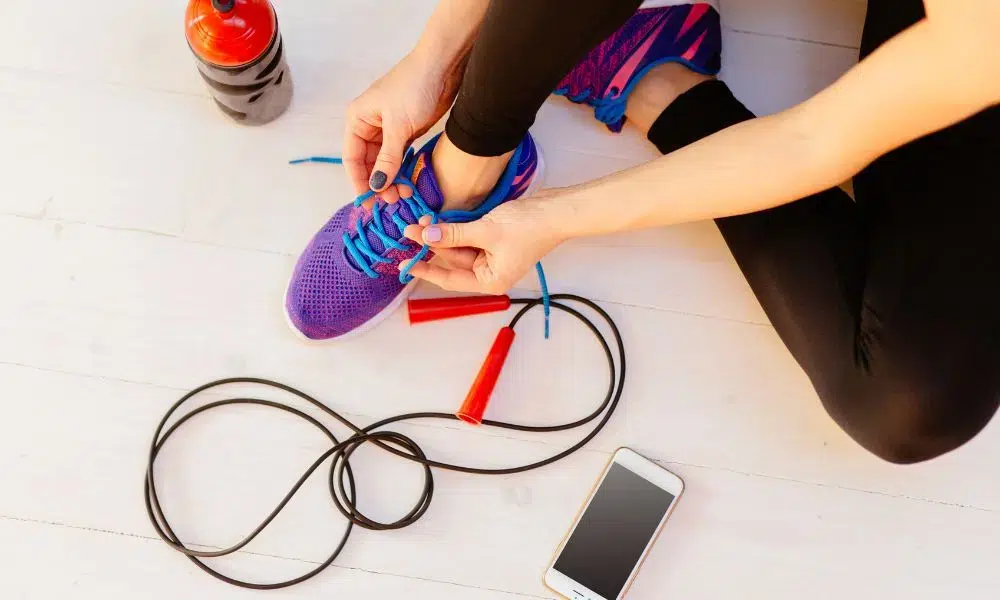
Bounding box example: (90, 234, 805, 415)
(538, 183, 609, 242)
(412, 29, 474, 78)
(409, 44, 470, 98)
(529, 187, 589, 244)
(406, 43, 448, 80)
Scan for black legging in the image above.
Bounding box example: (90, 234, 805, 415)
(446, 0, 644, 156)
(444, 0, 1000, 463)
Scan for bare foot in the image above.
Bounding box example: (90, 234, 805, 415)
(431, 133, 514, 212)
(626, 62, 713, 135)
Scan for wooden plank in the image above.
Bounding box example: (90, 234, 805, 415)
(720, 27, 859, 117)
(0, 0, 433, 107)
(0, 363, 625, 596)
(0, 517, 534, 600)
(0, 213, 627, 445)
(2, 213, 998, 513)
(0, 69, 348, 242)
(720, 0, 867, 49)
(1, 364, 997, 598)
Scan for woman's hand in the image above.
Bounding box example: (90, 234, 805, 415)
(343, 50, 464, 205)
(343, 0, 489, 205)
(400, 194, 566, 294)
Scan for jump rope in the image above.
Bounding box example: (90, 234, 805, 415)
(143, 161, 627, 589)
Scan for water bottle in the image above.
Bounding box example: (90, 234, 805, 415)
(185, 0, 292, 125)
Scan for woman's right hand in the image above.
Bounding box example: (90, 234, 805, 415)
(400, 192, 568, 294)
(343, 50, 463, 205)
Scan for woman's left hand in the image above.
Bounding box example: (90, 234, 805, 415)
(400, 194, 565, 294)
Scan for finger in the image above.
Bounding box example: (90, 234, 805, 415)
(400, 260, 489, 294)
(400, 224, 474, 266)
(369, 121, 409, 192)
(403, 223, 424, 244)
(421, 221, 492, 249)
(380, 186, 401, 205)
(379, 182, 411, 205)
(364, 139, 380, 178)
(343, 114, 382, 196)
(431, 246, 479, 270)
(342, 134, 373, 196)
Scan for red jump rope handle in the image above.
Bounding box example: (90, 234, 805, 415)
(456, 327, 516, 425)
(407, 295, 511, 324)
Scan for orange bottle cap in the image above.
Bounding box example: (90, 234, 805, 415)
(185, 0, 276, 67)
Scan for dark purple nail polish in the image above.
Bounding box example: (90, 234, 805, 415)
(369, 170, 387, 190)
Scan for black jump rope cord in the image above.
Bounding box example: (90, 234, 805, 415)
(144, 294, 625, 589)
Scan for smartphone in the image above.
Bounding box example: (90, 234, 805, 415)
(544, 448, 684, 600)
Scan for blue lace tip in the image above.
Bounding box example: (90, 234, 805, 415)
(289, 157, 344, 165)
(534, 262, 552, 340)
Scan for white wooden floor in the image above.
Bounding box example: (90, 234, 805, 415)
(2, 1, 998, 598)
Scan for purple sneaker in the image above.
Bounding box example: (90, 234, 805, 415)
(555, 1, 722, 132)
(285, 133, 543, 341)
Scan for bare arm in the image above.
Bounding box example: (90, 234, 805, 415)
(401, 1, 1000, 295)
(549, 2, 1000, 239)
(411, 0, 490, 73)
(342, 0, 488, 197)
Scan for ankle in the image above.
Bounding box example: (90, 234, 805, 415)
(625, 62, 713, 135)
(431, 134, 514, 212)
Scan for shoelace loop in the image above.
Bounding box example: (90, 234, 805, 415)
(291, 152, 552, 338)
(291, 151, 432, 285)
(346, 149, 433, 284)
(554, 85, 627, 126)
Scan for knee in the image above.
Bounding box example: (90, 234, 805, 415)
(820, 377, 999, 465)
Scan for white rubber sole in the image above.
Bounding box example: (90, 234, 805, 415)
(283, 278, 419, 344)
(283, 143, 547, 344)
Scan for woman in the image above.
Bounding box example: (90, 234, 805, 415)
(310, 0, 1000, 464)
(287, 1, 718, 338)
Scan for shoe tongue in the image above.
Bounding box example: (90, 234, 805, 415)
(350, 143, 445, 264)
(408, 144, 446, 213)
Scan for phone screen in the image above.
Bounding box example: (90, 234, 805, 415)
(553, 463, 676, 599)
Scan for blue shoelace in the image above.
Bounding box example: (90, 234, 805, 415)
(554, 85, 627, 126)
(291, 151, 432, 283)
(291, 154, 552, 338)
(555, 57, 710, 128)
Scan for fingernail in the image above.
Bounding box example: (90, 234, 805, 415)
(423, 225, 442, 243)
(369, 171, 387, 190)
